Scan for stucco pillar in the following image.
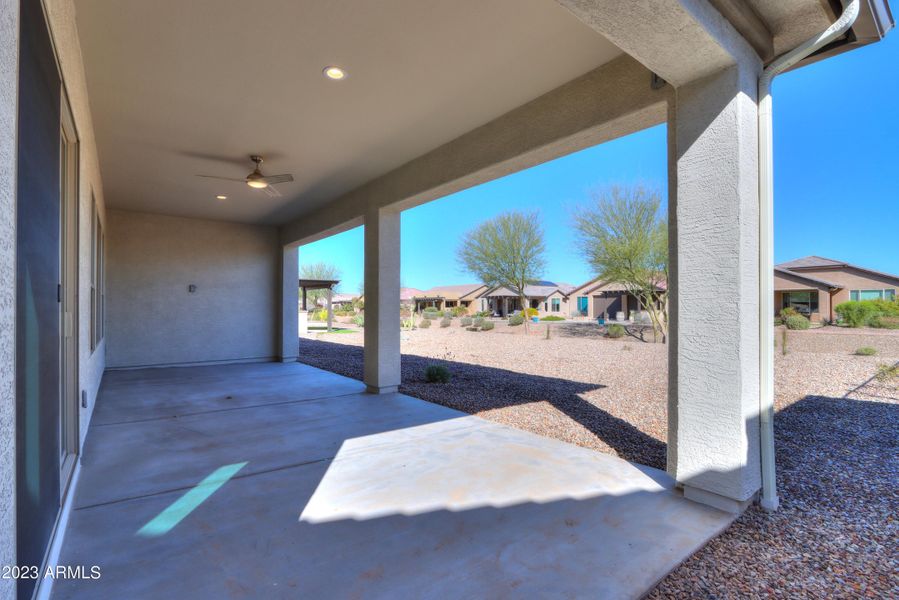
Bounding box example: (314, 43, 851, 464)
(363, 206, 401, 394)
(326, 288, 333, 332)
(669, 62, 763, 513)
(279, 245, 299, 362)
(0, 0, 18, 592)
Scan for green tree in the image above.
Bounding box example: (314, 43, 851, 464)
(457, 211, 546, 330)
(573, 185, 668, 342)
(299, 261, 341, 308)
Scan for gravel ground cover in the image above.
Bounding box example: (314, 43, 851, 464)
(298, 322, 899, 597)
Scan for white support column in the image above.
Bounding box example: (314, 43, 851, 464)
(279, 245, 299, 362)
(363, 206, 401, 394)
(669, 61, 763, 513)
(326, 288, 333, 332)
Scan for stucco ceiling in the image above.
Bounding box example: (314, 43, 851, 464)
(74, 0, 621, 225)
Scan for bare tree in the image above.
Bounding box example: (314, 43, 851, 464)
(457, 211, 546, 330)
(573, 185, 668, 342)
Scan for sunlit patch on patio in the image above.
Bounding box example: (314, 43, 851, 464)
(51, 362, 733, 599)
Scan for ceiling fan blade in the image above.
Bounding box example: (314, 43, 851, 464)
(195, 175, 246, 182)
(261, 185, 282, 198)
(260, 174, 294, 185)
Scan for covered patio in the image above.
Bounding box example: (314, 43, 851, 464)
(54, 362, 731, 599)
(5, 0, 893, 597)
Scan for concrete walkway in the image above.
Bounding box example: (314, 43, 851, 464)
(54, 362, 732, 599)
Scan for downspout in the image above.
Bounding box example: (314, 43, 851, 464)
(758, 0, 860, 512)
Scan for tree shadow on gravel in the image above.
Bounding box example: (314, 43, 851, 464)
(298, 337, 667, 469)
(553, 322, 661, 343)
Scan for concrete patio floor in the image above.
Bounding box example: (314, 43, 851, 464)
(54, 362, 733, 599)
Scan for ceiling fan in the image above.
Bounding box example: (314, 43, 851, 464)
(196, 155, 294, 197)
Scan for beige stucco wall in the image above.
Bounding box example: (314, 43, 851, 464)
(0, 0, 19, 588)
(772, 271, 831, 321)
(543, 290, 570, 315)
(45, 0, 108, 445)
(792, 267, 899, 307)
(1, 0, 107, 584)
(106, 210, 280, 368)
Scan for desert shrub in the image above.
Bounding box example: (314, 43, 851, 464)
(508, 313, 524, 326)
(440, 318, 451, 328)
(855, 346, 877, 356)
(452, 306, 469, 317)
(473, 317, 486, 329)
(870, 315, 899, 329)
(353, 314, 364, 327)
(422, 310, 442, 319)
(419, 318, 432, 329)
(424, 364, 451, 383)
(870, 299, 899, 316)
(607, 324, 625, 338)
(475, 311, 491, 318)
(835, 301, 880, 327)
(541, 315, 564, 321)
(780, 307, 800, 319)
(481, 321, 495, 331)
(784, 314, 810, 330)
(523, 307, 538, 317)
(876, 363, 899, 382)
(460, 316, 473, 327)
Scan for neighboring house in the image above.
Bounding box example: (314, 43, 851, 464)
(412, 284, 488, 313)
(568, 278, 668, 321)
(774, 256, 899, 322)
(477, 281, 576, 317)
(359, 287, 423, 308)
(315, 293, 356, 310)
(401, 287, 425, 307)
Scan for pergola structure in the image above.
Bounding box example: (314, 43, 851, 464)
(299, 278, 340, 332)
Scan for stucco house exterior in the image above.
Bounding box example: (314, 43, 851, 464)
(774, 256, 899, 322)
(477, 281, 575, 316)
(412, 284, 488, 313)
(2, 0, 892, 598)
(567, 278, 668, 320)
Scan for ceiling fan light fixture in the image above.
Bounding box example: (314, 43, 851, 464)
(247, 179, 268, 189)
(216, 195, 227, 200)
(323, 66, 347, 80)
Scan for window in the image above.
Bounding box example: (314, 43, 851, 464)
(577, 296, 588, 316)
(782, 291, 818, 316)
(90, 195, 105, 351)
(850, 289, 895, 301)
(551, 297, 560, 312)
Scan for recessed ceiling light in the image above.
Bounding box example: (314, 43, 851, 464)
(216, 195, 227, 200)
(323, 66, 347, 80)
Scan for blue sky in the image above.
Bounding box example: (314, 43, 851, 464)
(299, 32, 898, 294)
